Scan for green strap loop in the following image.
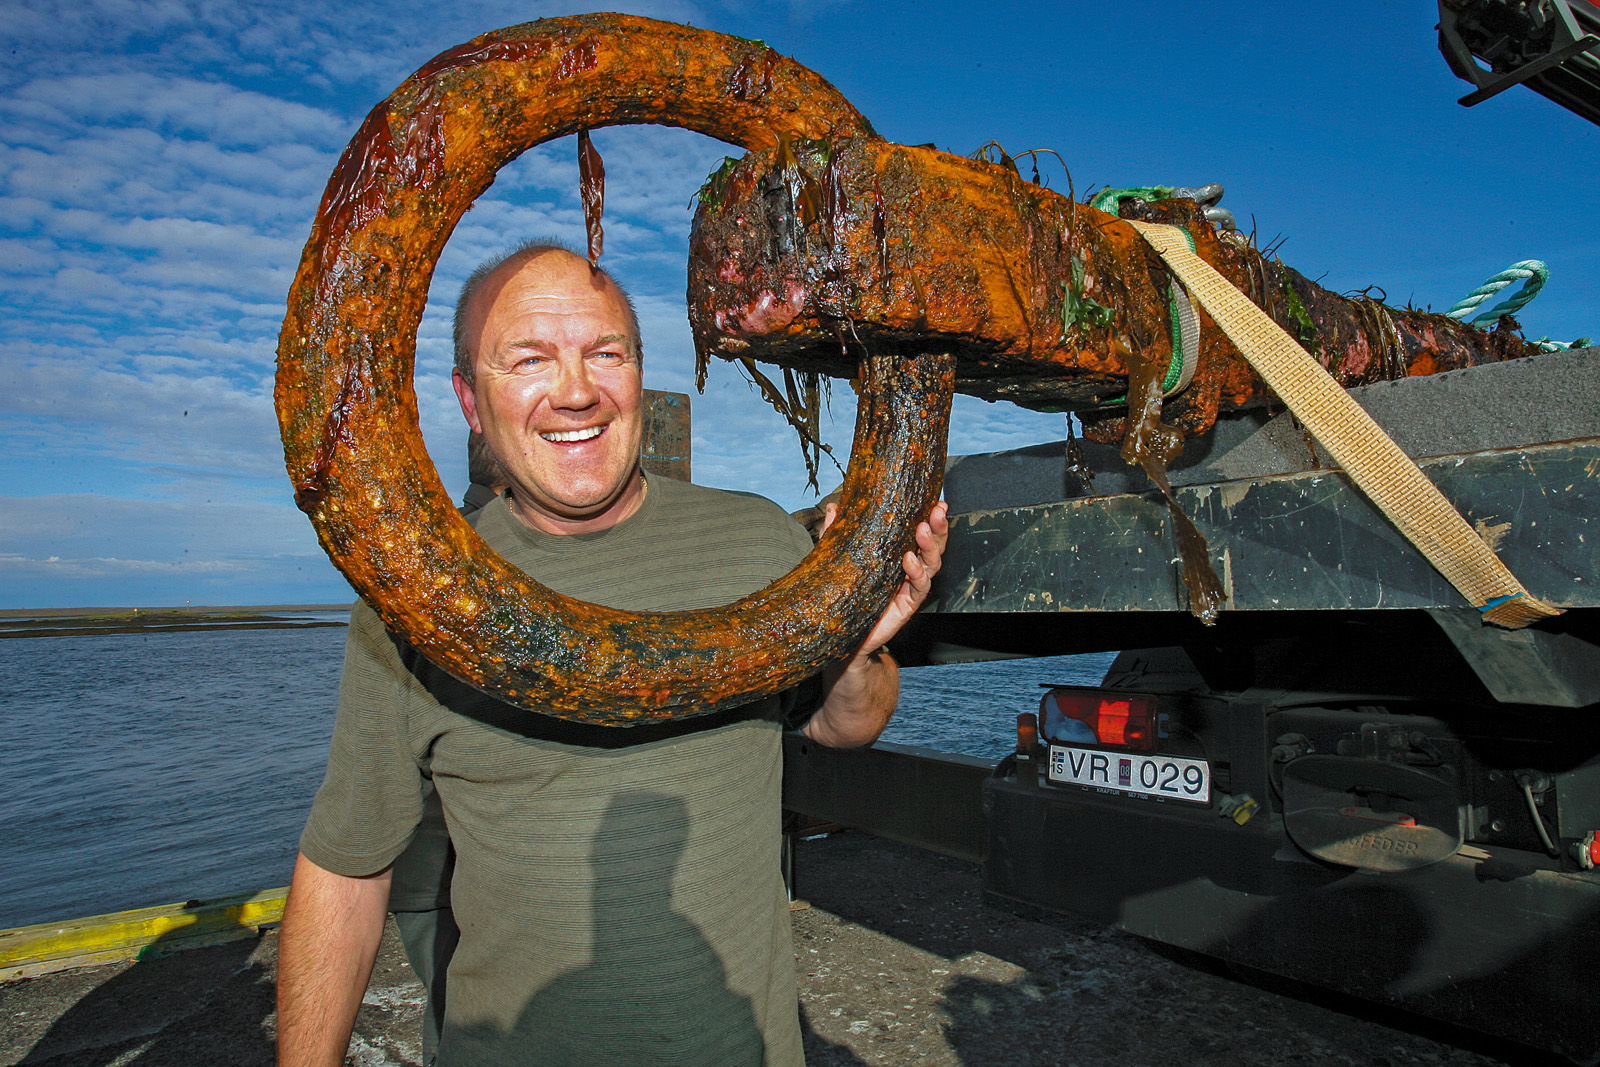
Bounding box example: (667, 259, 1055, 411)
(1075, 204, 1199, 407)
(1090, 186, 1174, 214)
(1162, 228, 1201, 395)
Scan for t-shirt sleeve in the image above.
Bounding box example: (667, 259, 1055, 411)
(299, 603, 429, 877)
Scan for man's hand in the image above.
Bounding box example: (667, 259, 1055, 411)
(802, 501, 949, 748)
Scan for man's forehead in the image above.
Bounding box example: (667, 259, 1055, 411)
(480, 251, 622, 314)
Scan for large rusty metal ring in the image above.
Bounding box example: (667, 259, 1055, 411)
(275, 14, 955, 725)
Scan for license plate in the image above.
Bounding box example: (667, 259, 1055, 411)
(1048, 745, 1211, 804)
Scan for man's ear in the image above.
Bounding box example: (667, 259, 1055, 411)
(452, 368, 484, 434)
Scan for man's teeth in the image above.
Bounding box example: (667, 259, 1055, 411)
(541, 426, 604, 443)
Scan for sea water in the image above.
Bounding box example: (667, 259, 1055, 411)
(0, 619, 1113, 928)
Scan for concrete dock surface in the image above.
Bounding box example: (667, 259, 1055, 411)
(1, 832, 1557, 1066)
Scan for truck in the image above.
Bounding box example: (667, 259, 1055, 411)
(783, 342, 1600, 1063)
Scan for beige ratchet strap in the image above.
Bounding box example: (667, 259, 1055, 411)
(1128, 220, 1562, 629)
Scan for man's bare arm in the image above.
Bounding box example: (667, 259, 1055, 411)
(802, 501, 948, 748)
(277, 852, 392, 1067)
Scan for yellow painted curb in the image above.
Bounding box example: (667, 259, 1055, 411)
(0, 887, 288, 981)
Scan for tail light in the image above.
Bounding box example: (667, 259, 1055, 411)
(1039, 687, 1158, 753)
(1016, 712, 1040, 753)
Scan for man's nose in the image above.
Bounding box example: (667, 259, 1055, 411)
(549, 357, 602, 410)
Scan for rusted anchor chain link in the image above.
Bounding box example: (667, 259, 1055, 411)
(276, 14, 954, 723)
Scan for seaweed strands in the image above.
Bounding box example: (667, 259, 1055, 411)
(578, 128, 604, 268)
(1119, 328, 1228, 623)
(734, 356, 841, 493)
(746, 132, 842, 492)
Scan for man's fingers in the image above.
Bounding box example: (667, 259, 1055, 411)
(854, 504, 949, 660)
(901, 549, 926, 588)
(909, 510, 947, 578)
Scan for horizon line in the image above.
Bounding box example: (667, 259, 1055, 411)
(0, 603, 353, 619)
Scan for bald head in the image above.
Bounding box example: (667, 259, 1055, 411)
(448, 243, 648, 535)
(453, 241, 642, 386)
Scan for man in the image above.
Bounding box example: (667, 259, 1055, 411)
(277, 242, 946, 1066)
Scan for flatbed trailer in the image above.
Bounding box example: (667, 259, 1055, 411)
(785, 345, 1600, 1063)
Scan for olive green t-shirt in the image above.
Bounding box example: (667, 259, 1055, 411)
(301, 476, 816, 1067)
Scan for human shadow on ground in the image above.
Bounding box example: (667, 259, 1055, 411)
(798, 1003, 872, 1066)
(8, 909, 276, 1066)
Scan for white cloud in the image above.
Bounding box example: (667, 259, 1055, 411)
(0, 348, 283, 480)
(8, 73, 350, 148)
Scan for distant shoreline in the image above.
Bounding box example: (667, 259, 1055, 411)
(0, 604, 350, 619)
(0, 606, 350, 639)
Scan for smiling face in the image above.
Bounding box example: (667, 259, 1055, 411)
(452, 249, 645, 535)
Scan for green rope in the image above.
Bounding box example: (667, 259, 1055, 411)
(1534, 335, 1593, 351)
(1444, 260, 1591, 349)
(1445, 261, 1548, 327)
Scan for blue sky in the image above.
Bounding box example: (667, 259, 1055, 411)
(1, 0, 1595, 609)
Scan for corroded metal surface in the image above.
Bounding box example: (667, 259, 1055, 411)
(275, 14, 957, 723)
(687, 137, 1546, 440)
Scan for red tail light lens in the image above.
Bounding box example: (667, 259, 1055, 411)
(1038, 688, 1158, 753)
